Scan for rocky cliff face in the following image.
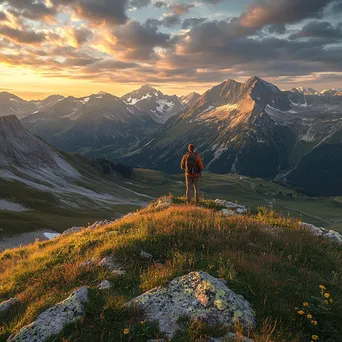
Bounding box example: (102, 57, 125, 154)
(0, 115, 59, 169)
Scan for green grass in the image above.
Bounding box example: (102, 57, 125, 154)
(1, 197, 341, 342)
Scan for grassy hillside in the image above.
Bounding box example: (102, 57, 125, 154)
(3, 161, 342, 245)
(135, 169, 342, 232)
(1, 197, 341, 341)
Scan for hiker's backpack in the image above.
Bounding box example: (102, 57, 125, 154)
(185, 153, 198, 173)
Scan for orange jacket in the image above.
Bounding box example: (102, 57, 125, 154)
(180, 152, 204, 178)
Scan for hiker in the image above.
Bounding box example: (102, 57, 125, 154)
(180, 144, 204, 204)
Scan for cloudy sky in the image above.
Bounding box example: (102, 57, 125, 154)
(0, 0, 341, 99)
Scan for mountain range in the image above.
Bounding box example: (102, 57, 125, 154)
(0, 115, 155, 239)
(1, 78, 342, 196)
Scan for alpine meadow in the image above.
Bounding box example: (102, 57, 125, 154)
(1, 0, 342, 342)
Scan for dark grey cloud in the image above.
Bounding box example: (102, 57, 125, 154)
(149, 2, 196, 28)
(0, 25, 45, 44)
(113, 20, 172, 60)
(84, 60, 138, 73)
(240, 0, 336, 28)
(0, 0, 56, 21)
(129, 0, 151, 8)
(182, 17, 207, 29)
(73, 27, 92, 46)
(331, 1, 342, 13)
(170, 3, 195, 15)
(153, 1, 167, 9)
(266, 24, 286, 35)
(0, 11, 7, 21)
(147, 15, 181, 28)
(289, 21, 342, 40)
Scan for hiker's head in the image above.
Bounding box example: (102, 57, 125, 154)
(188, 144, 195, 152)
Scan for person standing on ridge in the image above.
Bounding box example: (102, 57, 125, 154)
(180, 144, 204, 204)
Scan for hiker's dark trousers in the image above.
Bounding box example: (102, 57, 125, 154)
(186, 175, 200, 204)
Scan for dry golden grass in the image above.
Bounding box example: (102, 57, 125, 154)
(1, 198, 341, 341)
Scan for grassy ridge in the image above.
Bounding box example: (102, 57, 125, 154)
(1, 197, 341, 341)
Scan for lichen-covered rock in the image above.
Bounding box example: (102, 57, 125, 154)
(129, 272, 255, 338)
(8, 287, 88, 342)
(209, 332, 254, 342)
(78, 257, 99, 269)
(0, 298, 19, 316)
(215, 199, 246, 211)
(97, 280, 112, 290)
(97, 256, 126, 275)
(140, 250, 153, 259)
(151, 196, 172, 210)
(221, 209, 236, 217)
(300, 222, 342, 245)
(62, 226, 84, 235)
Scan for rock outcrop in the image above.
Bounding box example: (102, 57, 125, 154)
(129, 271, 255, 339)
(300, 222, 342, 245)
(63, 219, 116, 235)
(8, 287, 88, 342)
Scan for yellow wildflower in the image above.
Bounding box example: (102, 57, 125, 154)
(303, 302, 309, 307)
(298, 310, 305, 315)
(123, 328, 129, 335)
(324, 300, 329, 305)
(307, 314, 313, 319)
(312, 335, 319, 340)
(319, 285, 326, 290)
(324, 293, 330, 298)
(140, 321, 145, 324)
(313, 320, 318, 325)
(330, 298, 333, 303)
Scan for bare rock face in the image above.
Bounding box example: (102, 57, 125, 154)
(8, 287, 88, 342)
(129, 271, 256, 338)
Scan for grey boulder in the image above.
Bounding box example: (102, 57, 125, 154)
(129, 271, 255, 338)
(8, 287, 88, 342)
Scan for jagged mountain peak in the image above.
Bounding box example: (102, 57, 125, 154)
(245, 76, 281, 93)
(180, 92, 201, 106)
(139, 84, 158, 92)
(0, 91, 25, 102)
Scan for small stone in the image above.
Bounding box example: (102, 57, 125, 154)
(0, 298, 19, 316)
(221, 209, 235, 217)
(97, 256, 126, 275)
(236, 208, 247, 214)
(78, 258, 99, 269)
(209, 332, 254, 342)
(97, 280, 112, 290)
(140, 250, 153, 259)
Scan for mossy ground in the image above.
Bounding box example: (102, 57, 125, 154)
(1, 197, 342, 342)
